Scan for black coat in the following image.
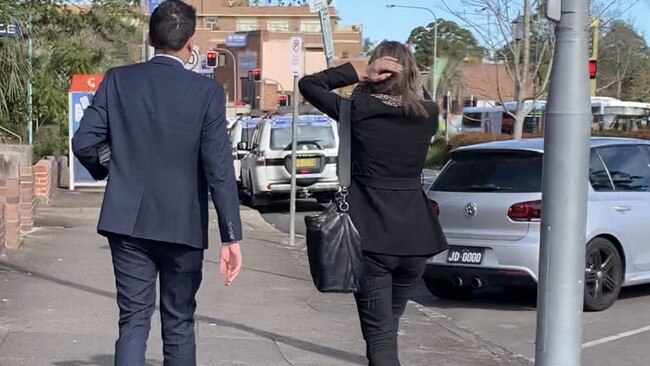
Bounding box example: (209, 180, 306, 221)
(72, 56, 242, 249)
(299, 63, 448, 256)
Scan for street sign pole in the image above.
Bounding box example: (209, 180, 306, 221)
(289, 36, 303, 247)
(310, 0, 335, 68)
(536, 0, 591, 364)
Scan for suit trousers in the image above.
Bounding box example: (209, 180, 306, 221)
(108, 235, 204, 366)
(354, 252, 428, 366)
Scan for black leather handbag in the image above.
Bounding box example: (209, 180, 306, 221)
(304, 99, 364, 293)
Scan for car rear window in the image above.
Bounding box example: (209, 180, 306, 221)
(269, 117, 335, 150)
(433, 150, 543, 193)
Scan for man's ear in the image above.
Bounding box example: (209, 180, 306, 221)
(186, 35, 195, 52)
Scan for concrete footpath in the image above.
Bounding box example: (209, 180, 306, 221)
(0, 190, 531, 366)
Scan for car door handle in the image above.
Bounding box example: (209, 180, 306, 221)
(614, 206, 631, 212)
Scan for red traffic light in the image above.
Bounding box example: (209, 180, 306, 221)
(253, 68, 262, 82)
(278, 95, 288, 107)
(206, 51, 218, 67)
(588, 60, 597, 79)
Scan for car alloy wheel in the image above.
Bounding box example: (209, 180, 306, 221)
(583, 238, 623, 312)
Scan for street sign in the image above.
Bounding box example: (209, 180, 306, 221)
(309, 0, 328, 13)
(0, 22, 22, 39)
(318, 7, 335, 65)
(226, 34, 247, 47)
(290, 36, 303, 76)
(68, 74, 106, 190)
(185, 45, 200, 70)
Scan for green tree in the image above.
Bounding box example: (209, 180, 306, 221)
(407, 19, 485, 100)
(362, 37, 375, 57)
(625, 58, 650, 102)
(0, 0, 142, 155)
(597, 20, 648, 99)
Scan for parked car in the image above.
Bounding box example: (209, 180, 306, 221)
(425, 137, 650, 311)
(239, 115, 339, 208)
(229, 116, 261, 184)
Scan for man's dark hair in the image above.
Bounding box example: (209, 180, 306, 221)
(150, 0, 197, 51)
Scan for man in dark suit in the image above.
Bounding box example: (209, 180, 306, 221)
(72, 1, 243, 364)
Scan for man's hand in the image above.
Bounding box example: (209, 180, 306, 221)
(220, 243, 242, 286)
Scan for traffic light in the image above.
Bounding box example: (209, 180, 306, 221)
(253, 68, 262, 82)
(278, 95, 288, 107)
(206, 51, 217, 68)
(589, 60, 597, 79)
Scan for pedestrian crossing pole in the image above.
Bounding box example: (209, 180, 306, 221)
(536, 0, 591, 364)
(289, 36, 304, 247)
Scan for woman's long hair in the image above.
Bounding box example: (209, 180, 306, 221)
(366, 41, 429, 117)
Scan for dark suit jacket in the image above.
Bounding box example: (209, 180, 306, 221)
(299, 63, 448, 256)
(72, 56, 242, 249)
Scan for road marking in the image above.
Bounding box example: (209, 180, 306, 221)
(582, 324, 650, 349)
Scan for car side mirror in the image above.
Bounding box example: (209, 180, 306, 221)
(237, 141, 250, 151)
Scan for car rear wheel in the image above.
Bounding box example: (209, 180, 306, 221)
(583, 238, 623, 312)
(424, 278, 474, 300)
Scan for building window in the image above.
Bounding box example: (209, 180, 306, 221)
(204, 17, 219, 31)
(237, 18, 259, 31)
(300, 20, 321, 33)
(267, 19, 290, 32)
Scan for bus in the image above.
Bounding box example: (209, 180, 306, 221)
(591, 97, 650, 131)
(459, 101, 546, 135)
(460, 98, 650, 135)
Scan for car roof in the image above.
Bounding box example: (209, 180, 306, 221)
(453, 137, 650, 154)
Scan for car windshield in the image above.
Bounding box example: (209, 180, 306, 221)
(269, 117, 335, 150)
(433, 150, 543, 193)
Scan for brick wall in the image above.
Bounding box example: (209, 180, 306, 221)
(0, 179, 21, 250)
(34, 159, 53, 203)
(19, 166, 35, 233)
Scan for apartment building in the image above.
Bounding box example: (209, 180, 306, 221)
(185, 0, 366, 110)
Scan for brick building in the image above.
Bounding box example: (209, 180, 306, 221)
(185, 0, 366, 110)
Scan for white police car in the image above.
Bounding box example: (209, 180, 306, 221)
(239, 115, 340, 208)
(229, 116, 261, 184)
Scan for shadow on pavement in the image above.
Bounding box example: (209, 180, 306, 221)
(412, 282, 538, 312)
(0, 261, 366, 365)
(51, 354, 159, 366)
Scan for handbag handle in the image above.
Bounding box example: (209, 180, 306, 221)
(337, 99, 352, 190)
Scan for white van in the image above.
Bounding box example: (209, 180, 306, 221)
(239, 115, 340, 208)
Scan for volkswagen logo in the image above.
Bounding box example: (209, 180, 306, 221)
(464, 203, 478, 218)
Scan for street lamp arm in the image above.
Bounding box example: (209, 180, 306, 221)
(215, 48, 238, 103)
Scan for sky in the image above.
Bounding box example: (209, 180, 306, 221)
(332, 0, 650, 45)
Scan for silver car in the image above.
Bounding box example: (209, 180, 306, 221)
(425, 137, 650, 311)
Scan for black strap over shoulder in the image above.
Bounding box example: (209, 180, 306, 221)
(338, 99, 352, 189)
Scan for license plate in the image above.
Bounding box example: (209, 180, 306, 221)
(446, 246, 485, 264)
(296, 158, 317, 168)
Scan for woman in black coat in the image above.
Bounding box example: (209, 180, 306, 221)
(299, 41, 448, 365)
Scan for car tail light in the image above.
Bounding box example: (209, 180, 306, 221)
(429, 199, 440, 216)
(507, 200, 541, 222)
(255, 156, 266, 166)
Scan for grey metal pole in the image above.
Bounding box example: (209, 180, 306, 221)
(289, 75, 300, 247)
(27, 18, 33, 145)
(432, 22, 438, 102)
(535, 0, 591, 363)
